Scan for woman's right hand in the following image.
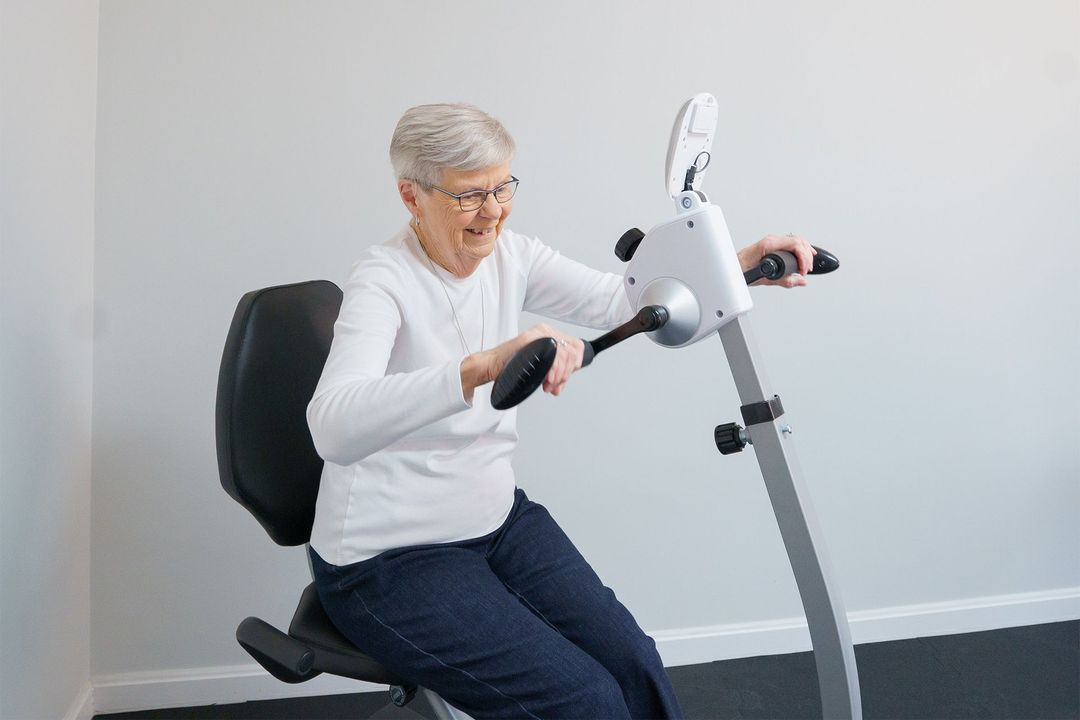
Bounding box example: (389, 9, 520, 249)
(461, 324, 585, 403)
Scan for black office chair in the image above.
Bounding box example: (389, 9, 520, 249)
(215, 280, 463, 719)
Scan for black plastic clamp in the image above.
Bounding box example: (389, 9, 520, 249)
(740, 395, 784, 426)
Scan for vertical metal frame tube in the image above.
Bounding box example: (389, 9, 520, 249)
(718, 317, 862, 719)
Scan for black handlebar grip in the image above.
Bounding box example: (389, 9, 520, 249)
(760, 250, 799, 280)
(745, 245, 840, 284)
(582, 341, 595, 368)
(491, 337, 558, 410)
(810, 245, 839, 274)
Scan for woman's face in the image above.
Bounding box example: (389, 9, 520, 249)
(406, 162, 514, 276)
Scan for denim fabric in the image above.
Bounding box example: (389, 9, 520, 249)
(310, 488, 683, 720)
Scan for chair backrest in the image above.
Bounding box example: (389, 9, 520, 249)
(216, 280, 342, 546)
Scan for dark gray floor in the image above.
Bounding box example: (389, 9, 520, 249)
(97, 620, 1079, 720)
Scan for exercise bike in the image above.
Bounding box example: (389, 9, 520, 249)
(491, 92, 862, 720)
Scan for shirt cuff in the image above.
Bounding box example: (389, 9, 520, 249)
(450, 356, 474, 409)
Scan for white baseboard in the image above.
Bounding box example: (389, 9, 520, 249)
(654, 585, 1080, 667)
(91, 585, 1080, 715)
(92, 666, 385, 715)
(63, 683, 94, 720)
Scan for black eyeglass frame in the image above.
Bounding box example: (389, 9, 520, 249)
(420, 176, 520, 212)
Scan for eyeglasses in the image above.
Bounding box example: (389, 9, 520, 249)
(423, 176, 520, 212)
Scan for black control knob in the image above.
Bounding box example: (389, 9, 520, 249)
(714, 422, 747, 455)
(614, 228, 645, 262)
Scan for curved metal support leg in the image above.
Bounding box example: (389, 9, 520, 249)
(421, 688, 474, 720)
(718, 317, 862, 719)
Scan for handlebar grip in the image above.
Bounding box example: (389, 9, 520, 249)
(760, 250, 799, 280)
(810, 245, 840, 274)
(745, 246, 840, 284)
(491, 337, 558, 410)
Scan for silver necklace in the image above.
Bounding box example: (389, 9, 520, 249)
(417, 228, 485, 355)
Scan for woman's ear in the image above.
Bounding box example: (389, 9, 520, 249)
(398, 179, 421, 218)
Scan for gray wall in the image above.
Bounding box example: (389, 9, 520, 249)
(0, 1, 99, 718)
(89, 0, 1078, 704)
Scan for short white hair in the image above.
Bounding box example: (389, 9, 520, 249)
(390, 103, 515, 188)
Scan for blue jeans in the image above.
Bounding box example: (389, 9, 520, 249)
(310, 488, 683, 720)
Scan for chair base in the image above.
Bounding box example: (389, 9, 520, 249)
(364, 688, 471, 720)
(367, 698, 432, 720)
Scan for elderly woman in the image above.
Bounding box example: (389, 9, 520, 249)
(307, 103, 815, 720)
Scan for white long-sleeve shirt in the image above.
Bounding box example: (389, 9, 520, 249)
(308, 225, 633, 565)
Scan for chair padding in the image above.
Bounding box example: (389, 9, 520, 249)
(216, 281, 342, 546)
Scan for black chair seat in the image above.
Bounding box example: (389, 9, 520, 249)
(289, 583, 409, 686)
(218, 282, 421, 707)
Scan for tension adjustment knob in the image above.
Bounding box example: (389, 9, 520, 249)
(614, 228, 645, 262)
(714, 422, 748, 455)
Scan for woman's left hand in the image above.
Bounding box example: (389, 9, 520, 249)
(738, 233, 816, 288)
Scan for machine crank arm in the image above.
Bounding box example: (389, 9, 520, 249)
(490, 306, 669, 410)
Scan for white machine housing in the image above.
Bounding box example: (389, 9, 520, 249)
(630, 92, 864, 720)
(623, 93, 753, 348)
